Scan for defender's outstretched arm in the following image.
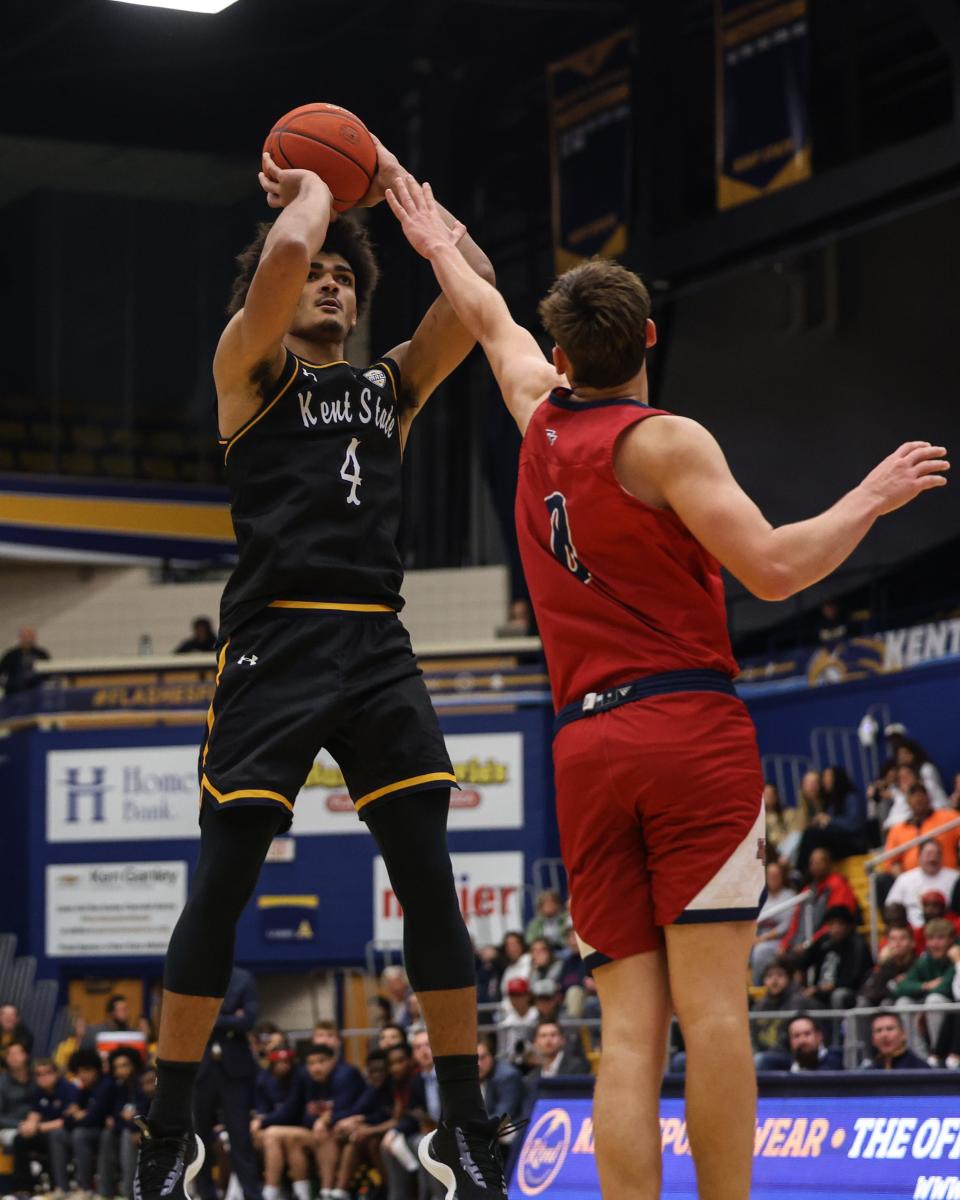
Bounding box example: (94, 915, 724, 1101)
(387, 175, 562, 434)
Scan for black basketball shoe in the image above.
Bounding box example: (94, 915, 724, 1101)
(419, 1116, 518, 1199)
(133, 1118, 205, 1200)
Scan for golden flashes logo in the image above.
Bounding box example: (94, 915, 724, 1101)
(303, 757, 509, 791)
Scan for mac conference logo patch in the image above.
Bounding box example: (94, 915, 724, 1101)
(517, 1108, 572, 1195)
(363, 367, 388, 390)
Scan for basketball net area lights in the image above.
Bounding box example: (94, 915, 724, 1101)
(109, 0, 240, 12)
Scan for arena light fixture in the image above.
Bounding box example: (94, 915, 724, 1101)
(110, 0, 241, 13)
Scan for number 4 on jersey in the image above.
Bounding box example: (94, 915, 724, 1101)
(340, 438, 362, 506)
(545, 491, 592, 583)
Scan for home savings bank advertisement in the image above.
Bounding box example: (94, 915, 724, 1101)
(513, 1092, 960, 1200)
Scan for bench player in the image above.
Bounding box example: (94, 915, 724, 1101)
(386, 174, 948, 1200)
(135, 146, 512, 1200)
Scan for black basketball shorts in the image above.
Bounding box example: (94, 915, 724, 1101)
(199, 604, 456, 831)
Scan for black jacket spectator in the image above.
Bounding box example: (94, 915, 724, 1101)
(863, 1048, 930, 1070)
(175, 618, 217, 653)
(201, 966, 259, 1079)
(0, 631, 49, 695)
(71, 1074, 115, 1130)
(481, 1061, 524, 1120)
(307, 1059, 366, 1127)
(29, 1076, 79, 1121)
(799, 910, 873, 1002)
(255, 1064, 307, 1127)
(0, 1062, 32, 1130)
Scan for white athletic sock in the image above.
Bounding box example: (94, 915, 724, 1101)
(292, 1180, 312, 1200)
(264, 1185, 281, 1200)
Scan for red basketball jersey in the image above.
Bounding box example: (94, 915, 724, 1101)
(516, 389, 739, 710)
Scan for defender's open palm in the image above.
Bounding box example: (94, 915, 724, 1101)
(386, 175, 465, 259)
(861, 441, 949, 515)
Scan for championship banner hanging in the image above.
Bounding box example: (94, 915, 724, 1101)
(548, 29, 633, 273)
(716, 0, 811, 211)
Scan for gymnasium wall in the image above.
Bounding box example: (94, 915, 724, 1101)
(659, 192, 960, 637)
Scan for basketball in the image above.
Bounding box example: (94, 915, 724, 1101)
(263, 103, 377, 212)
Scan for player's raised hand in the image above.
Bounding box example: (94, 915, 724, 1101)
(385, 175, 465, 260)
(258, 151, 333, 210)
(859, 441, 949, 515)
(356, 136, 403, 208)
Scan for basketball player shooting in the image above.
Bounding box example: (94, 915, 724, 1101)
(134, 143, 514, 1200)
(386, 174, 949, 1200)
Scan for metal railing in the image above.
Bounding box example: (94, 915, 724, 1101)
(864, 812, 960, 953)
(759, 887, 816, 945)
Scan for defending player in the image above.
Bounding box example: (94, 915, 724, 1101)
(386, 175, 949, 1200)
(134, 147, 512, 1200)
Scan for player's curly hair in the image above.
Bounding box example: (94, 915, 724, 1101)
(538, 259, 651, 389)
(226, 215, 380, 318)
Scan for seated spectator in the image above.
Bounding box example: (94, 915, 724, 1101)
(881, 764, 922, 832)
(476, 944, 504, 1023)
(261, 1043, 364, 1200)
(779, 848, 858, 954)
(785, 1016, 843, 1072)
(10, 1058, 78, 1196)
(528, 938, 563, 990)
(0, 1041, 32, 1152)
(175, 616, 217, 653)
(887, 729, 950, 810)
(524, 891, 571, 950)
(252, 1046, 305, 1141)
(377, 1023, 409, 1054)
(886, 840, 960, 928)
(310, 1018, 344, 1055)
(380, 966, 413, 1029)
(930, 940, 960, 1069)
(477, 1041, 523, 1123)
(102, 1047, 145, 1199)
(862, 1012, 931, 1070)
(949, 772, 960, 810)
(751, 862, 798, 983)
(252, 1020, 285, 1067)
(557, 928, 588, 1016)
(752, 960, 806, 1071)
(380, 1039, 435, 1200)
(895, 918, 957, 1061)
(0, 627, 50, 694)
(52, 1014, 86, 1074)
(816, 598, 847, 644)
(329, 1051, 393, 1196)
(496, 979, 538, 1065)
(798, 906, 873, 1013)
(920, 891, 960, 939)
(859, 924, 917, 1008)
(882, 785, 959, 875)
(66, 1048, 114, 1197)
(763, 785, 803, 863)
(0, 1003, 33, 1063)
(81, 993, 131, 1052)
(795, 766, 868, 875)
(499, 931, 531, 997)
(866, 760, 898, 834)
(522, 1022, 590, 1115)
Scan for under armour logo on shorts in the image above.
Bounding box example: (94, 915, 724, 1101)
(238, 654, 259, 667)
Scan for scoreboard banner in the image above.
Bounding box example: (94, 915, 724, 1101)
(716, 0, 811, 210)
(514, 1081, 960, 1199)
(548, 28, 634, 273)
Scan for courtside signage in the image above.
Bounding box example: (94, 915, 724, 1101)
(294, 733, 524, 835)
(46, 861, 187, 957)
(513, 1096, 960, 1199)
(374, 851, 524, 946)
(46, 747, 199, 842)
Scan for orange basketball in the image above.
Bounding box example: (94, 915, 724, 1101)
(263, 103, 377, 213)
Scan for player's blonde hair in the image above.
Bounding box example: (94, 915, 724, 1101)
(538, 259, 651, 389)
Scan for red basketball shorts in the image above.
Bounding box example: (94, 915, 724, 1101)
(552, 690, 765, 968)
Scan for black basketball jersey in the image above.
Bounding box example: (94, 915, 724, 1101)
(218, 349, 405, 638)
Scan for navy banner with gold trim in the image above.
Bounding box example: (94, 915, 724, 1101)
(716, 0, 811, 210)
(548, 29, 634, 273)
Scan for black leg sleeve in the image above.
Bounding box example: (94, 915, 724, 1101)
(164, 805, 286, 997)
(365, 789, 476, 993)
